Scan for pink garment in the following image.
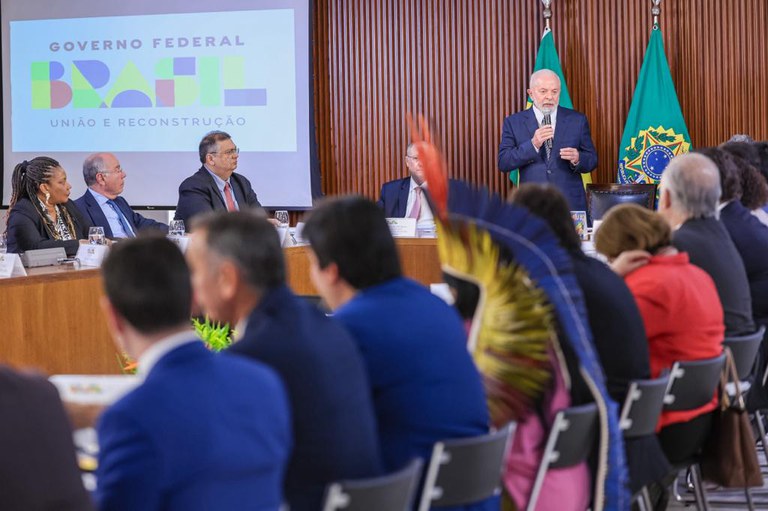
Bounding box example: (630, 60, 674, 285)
(503, 353, 591, 511)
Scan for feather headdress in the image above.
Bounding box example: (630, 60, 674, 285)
(409, 115, 629, 511)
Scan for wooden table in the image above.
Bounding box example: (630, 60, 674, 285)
(0, 265, 118, 375)
(285, 238, 442, 295)
(0, 239, 442, 375)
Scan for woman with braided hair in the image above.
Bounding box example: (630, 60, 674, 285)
(5, 157, 91, 256)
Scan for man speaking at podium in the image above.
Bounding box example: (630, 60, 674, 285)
(497, 69, 597, 212)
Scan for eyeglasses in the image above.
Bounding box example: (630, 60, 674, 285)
(210, 147, 240, 156)
(99, 166, 125, 176)
(406, 155, 419, 161)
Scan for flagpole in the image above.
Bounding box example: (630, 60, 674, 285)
(541, 0, 552, 32)
(652, 0, 662, 29)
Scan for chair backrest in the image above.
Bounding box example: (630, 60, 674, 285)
(416, 423, 514, 511)
(663, 353, 727, 411)
(322, 458, 423, 511)
(619, 375, 670, 438)
(526, 403, 599, 511)
(724, 325, 766, 379)
(586, 184, 657, 223)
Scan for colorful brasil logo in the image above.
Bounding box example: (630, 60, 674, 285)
(31, 57, 267, 109)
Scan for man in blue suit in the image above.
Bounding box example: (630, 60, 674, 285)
(186, 211, 382, 511)
(74, 153, 168, 238)
(303, 197, 494, 511)
(96, 236, 291, 511)
(498, 69, 597, 211)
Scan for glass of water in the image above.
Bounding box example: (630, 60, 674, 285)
(274, 210, 289, 227)
(169, 220, 185, 237)
(88, 226, 105, 245)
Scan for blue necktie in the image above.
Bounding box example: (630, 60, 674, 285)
(107, 199, 135, 238)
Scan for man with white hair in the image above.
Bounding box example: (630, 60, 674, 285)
(498, 68, 597, 211)
(658, 152, 755, 336)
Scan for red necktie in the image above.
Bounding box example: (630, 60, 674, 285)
(224, 182, 237, 212)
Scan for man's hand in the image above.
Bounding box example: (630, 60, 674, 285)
(560, 147, 580, 165)
(532, 125, 554, 150)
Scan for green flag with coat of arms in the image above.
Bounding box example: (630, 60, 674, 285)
(618, 26, 691, 184)
(510, 29, 591, 188)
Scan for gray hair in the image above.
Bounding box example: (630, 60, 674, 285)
(529, 69, 560, 89)
(190, 210, 282, 292)
(83, 153, 108, 186)
(661, 153, 721, 219)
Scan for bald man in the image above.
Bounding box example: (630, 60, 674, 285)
(497, 69, 597, 211)
(74, 153, 168, 238)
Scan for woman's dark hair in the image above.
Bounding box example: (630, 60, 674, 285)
(714, 144, 768, 209)
(510, 183, 583, 253)
(6, 157, 76, 239)
(695, 147, 741, 202)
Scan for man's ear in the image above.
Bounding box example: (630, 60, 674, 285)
(658, 188, 671, 211)
(218, 260, 240, 302)
(100, 295, 127, 351)
(322, 261, 342, 285)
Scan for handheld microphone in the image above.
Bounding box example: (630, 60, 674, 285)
(542, 113, 553, 151)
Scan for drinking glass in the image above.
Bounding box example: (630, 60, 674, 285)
(275, 210, 289, 227)
(0, 233, 6, 254)
(88, 226, 105, 245)
(169, 220, 185, 237)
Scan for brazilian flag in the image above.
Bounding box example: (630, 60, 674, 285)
(618, 26, 691, 184)
(510, 29, 592, 188)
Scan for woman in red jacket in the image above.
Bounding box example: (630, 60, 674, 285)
(595, 204, 724, 463)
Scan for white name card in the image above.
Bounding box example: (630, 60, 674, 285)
(386, 218, 417, 238)
(0, 253, 27, 278)
(168, 235, 190, 253)
(50, 374, 141, 405)
(76, 244, 110, 267)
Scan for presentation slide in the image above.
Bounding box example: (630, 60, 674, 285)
(1, 0, 313, 208)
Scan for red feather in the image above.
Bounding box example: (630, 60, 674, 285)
(407, 114, 449, 222)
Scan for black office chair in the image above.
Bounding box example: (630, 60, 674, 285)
(664, 353, 727, 511)
(526, 403, 599, 511)
(619, 376, 670, 511)
(724, 326, 766, 384)
(416, 423, 514, 511)
(586, 183, 657, 224)
(322, 458, 423, 511)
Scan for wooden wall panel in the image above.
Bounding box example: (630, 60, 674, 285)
(313, 0, 768, 201)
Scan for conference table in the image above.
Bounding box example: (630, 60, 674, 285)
(0, 238, 442, 375)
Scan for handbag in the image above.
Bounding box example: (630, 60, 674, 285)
(700, 348, 764, 488)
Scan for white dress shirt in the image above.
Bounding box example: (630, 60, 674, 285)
(137, 330, 198, 378)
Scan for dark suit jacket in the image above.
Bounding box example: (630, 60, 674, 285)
(672, 216, 755, 336)
(227, 285, 382, 511)
(376, 177, 412, 217)
(6, 197, 91, 256)
(376, 177, 460, 218)
(497, 106, 597, 211)
(174, 166, 262, 225)
(570, 251, 670, 492)
(96, 341, 291, 511)
(719, 200, 768, 324)
(74, 190, 168, 238)
(0, 366, 94, 511)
